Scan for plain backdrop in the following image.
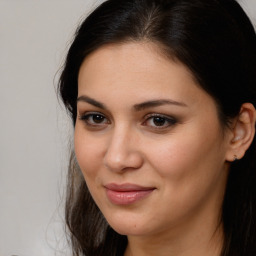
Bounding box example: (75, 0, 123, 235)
(0, 1, 255, 256)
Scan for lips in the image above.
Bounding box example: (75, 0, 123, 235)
(104, 183, 155, 205)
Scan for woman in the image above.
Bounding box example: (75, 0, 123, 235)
(58, 0, 256, 255)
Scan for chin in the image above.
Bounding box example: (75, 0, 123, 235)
(105, 214, 153, 236)
(111, 225, 147, 236)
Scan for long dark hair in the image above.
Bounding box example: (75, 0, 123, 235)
(58, 0, 256, 255)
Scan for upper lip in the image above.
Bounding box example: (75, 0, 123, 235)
(104, 183, 155, 192)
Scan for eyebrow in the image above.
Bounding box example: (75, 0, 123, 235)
(133, 99, 187, 111)
(77, 95, 187, 111)
(77, 95, 106, 109)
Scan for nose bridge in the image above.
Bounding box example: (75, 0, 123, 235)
(103, 123, 142, 172)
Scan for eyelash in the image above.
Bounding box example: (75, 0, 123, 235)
(142, 113, 177, 129)
(78, 112, 177, 130)
(78, 112, 110, 128)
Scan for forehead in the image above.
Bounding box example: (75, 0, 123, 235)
(79, 43, 192, 87)
(77, 42, 215, 111)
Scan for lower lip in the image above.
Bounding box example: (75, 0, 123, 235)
(106, 189, 155, 205)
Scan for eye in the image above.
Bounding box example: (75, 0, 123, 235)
(78, 112, 110, 127)
(143, 114, 177, 129)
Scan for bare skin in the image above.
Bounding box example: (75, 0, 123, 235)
(75, 42, 256, 256)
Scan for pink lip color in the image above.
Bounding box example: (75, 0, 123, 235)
(104, 183, 155, 205)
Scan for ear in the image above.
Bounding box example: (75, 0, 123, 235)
(225, 103, 256, 162)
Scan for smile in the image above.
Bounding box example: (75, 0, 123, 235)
(104, 183, 156, 205)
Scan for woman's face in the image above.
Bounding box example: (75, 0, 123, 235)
(75, 42, 231, 238)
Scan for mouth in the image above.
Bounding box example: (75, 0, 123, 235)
(104, 183, 156, 205)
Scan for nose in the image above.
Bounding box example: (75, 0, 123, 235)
(103, 126, 144, 172)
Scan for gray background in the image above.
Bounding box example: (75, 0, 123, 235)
(0, 1, 255, 255)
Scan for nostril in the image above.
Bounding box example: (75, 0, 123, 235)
(103, 130, 144, 172)
(103, 150, 143, 172)
(103, 154, 126, 172)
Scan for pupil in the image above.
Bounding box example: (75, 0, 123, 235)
(153, 117, 165, 126)
(93, 115, 104, 123)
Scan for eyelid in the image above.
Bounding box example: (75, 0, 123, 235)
(78, 110, 177, 131)
(78, 111, 107, 119)
(78, 111, 111, 127)
(142, 113, 177, 129)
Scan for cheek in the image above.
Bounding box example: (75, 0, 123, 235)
(74, 125, 104, 180)
(146, 135, 200, 178)
(146, 125, 225, 190)
(144, 132, 227, 223)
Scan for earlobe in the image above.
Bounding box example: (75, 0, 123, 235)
(226, 103, 256, 162)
